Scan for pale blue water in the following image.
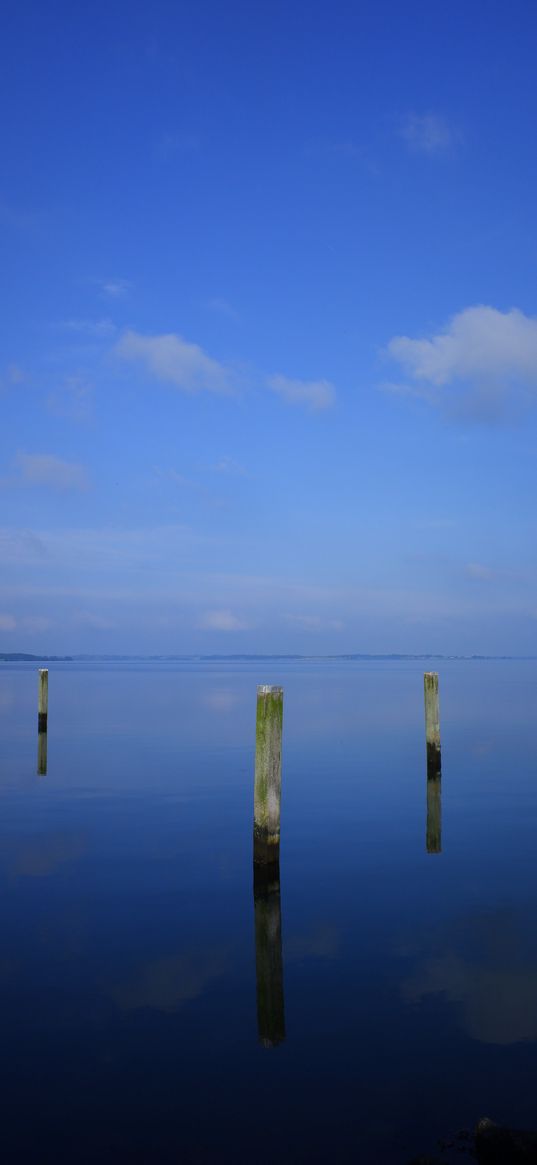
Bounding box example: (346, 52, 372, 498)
(1, 659, 537, 1162)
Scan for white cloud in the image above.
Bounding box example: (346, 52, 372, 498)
(267, 374, 335, 411)
(99, 277, 131, 299)
(197, 609, 248, 631)
(205, 297, 240, 321)
(212, 456, 248, 476)
(466, 562, 495, 581)
(386, 306, 537, 417)
(399, 113, 459, 155)
(0, 363, 25, 396)
(0, 363, 24, 393)
(59, 318, 117, 337)
(0, 613, 49, 632)
(47, 376, 93, 423)
(116, 329, 232, 394)
(11, 453, 89, 492)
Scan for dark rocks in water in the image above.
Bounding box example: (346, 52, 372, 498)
(475, 1117, 537, 1163)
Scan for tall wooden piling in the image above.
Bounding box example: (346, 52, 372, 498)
(254, 685, 283, 866)
(38, 669, 48, 734)
(424, 672, 441, 776)
(254, 863, 285, 1047)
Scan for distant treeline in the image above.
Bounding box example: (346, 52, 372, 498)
(0, 653, 74, 662)
(1, 652, 533, 662)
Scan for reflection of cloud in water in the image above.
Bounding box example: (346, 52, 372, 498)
(286, 923, 340, 962)
(202, 689, 241, 713)
(470, 738, 495, 758)
(1, 831, 87, 878)
(402, 909, 537, 1045)
(111, 947, 230, 1012)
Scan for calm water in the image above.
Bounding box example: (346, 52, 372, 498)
(1, 659, 537, 1163)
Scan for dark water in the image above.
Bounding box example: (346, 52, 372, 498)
(1, 659, 537, 1163)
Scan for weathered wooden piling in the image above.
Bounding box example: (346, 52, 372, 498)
(424, 671, 441, 776)
(426, 774, 441, 854)
(38, 669, 48, 734)
(254, 685, 283, 866)
(254, 863, 285, 1047)
(37, 730, 47, 776)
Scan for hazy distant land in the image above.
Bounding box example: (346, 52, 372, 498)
(1, 652, 535, 663)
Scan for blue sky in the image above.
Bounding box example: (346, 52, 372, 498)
(3, 0, 537, 654)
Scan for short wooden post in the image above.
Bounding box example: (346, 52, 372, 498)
(424, 672, 441, 776)
(38, 669, 48, 734)
(426, 775, 441, 854)
(254, 863, 285, 1047)
(254, 685, 283, 866)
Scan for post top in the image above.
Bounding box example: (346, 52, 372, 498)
(38, 668, 48, 675)
(257, 684, 283, 696)
(424, 671, 438, 679)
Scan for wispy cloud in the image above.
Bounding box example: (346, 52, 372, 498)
(466, 562, 495, 581)
(115, 329, 233, 394)
(0, 612, 51, 632)
(267, 374, 336, 411)
(205, 297, 240, 322)
(197, 609, 249, 631)
(98, 277, 131, 299)
(0, 364, 24, 393)
(47, 376, 93, 423)
(2, 452, 90, 492)
(399, 113, 460, 156)
(58, 318, 117, 338)
(385, 305, 537, 419)
(211, 456, 248, 476)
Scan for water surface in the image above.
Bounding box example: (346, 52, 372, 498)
(1, 659, 537, 1162)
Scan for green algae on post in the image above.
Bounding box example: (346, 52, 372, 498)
(424, 671, 441, 777)
(38, 668, 48, 734)
(254, 685, 283, 865)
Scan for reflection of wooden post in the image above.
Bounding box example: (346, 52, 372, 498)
(254, 864, 285, 1047)
(254, 685, 283, 866)
(37, 669, 48, 776)
(426, 775, 441, 854)
(38, 669, 48, 733)
(37, 730, 47, 776)
(424, 672, 441, 775)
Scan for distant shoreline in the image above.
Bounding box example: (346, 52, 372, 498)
(2, 652, 537, 663)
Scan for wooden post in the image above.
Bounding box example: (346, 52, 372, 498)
(426, 775, 441, 854)
(254, 863, 285, 1047)
(424, 672, 441, 776)
(38, 669, 48, 734)
(254, 685, 283, 866)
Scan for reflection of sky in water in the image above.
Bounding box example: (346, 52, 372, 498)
(1, 659, 537, 1160)
(403, 908, 537, 1045)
